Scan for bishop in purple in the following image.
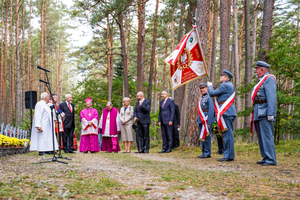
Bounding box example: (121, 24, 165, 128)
(79, 97, 100, 153)
(98, 101, 121, 153)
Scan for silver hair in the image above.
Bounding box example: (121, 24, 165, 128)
(41, 92, 48, 100)
(106, 101, 113, 106)
(65, 94, 72, 99)
(162, 90, 169, 96)
(123, 97, 131, 102)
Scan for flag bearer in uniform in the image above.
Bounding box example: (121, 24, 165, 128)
(197, 83, 215, 158)
(251, 61, 277, 166)
(207, 70, 237, 162)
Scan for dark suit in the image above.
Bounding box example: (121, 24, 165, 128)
(134, 98, 151, 152)
(59, 101, 75, 153)
(172, 104, 180, 149)
(159, 98, 175, 151)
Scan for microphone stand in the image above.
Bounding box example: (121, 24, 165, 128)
(55, 109, 71, 160)
(32, 66, 68, 165)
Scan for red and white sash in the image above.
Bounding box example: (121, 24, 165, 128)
(197, 98, 209, 141)
(213, 92, 235, 133)
(250, 74, 277, 133)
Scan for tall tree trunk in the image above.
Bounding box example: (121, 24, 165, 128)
(3, 1, 8, 123)
(57, 34, 62, 102)
(106, 14, 112, 101)
(22, 3, 26, 119)
(175, 1, 196, 137)
(258, 0, 275, 61)
(219, 0, 231, 72)
(147, 0, 159, 103)
(233, 0, 241, 130)
(206, 0, 213, 74)
(15, 0, 22, 126)
(8, 0, 13, 124)
(210, 0, 218, 87)
(118, 12, 129, 98)
(184, 0, 210, 146)
(137, 0, 146, 92)
(0, 0, 4, 123)
(178, 2, 185, 43)
(44, 1, 47, 71)
(40, 0, 44, 93)
(163, 29, 169, 91)
(251, 0, 258, 77)
(186, 1, 197, 32)
(170, 9, 175, 97)
(27, 0, 32, 91)
(152, 57, 158, 113)
(244, 0, 252, 129)
(125, 13, 131, 72)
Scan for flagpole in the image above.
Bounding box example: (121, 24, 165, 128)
(194, 25, 210, 82)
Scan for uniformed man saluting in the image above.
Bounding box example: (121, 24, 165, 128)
(197, 83, 214, 158)
(207, 70, 237, 162)
(251, 61, 277, 166)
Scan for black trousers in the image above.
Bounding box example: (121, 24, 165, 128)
(161, 123, 173, 150)
(172, 125, 180, 149)
(63, 128, 74, 152)
(137, 122, 150, 151)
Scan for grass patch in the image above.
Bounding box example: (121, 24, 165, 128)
(100, 140, 300, 199)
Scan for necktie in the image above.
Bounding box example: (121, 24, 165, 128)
(68, 103, 72, 113)
(163, 100, 166, 108)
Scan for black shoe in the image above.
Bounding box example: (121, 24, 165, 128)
(64, 150, 69, 153)
(134, 151, 140, 154)
(158, 149, 166, 153)
(138, 150, 144, 153)
(197, 155, 211, 158)
(218, 158, 234, 162)
(144, 150, 149, 153)
(165, 149, 172, 153)
(262, 162, 276, 166)
(257, 161, 264, 164)
(83, 151, 88, 153)
(68, 150, 74, 153)
(39, 152, 47, 156)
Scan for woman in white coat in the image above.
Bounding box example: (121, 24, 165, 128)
(120, 97, 134, 153)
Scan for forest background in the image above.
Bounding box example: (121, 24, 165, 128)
(0, 0, 299, 146)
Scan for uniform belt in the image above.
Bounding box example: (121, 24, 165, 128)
(202, 109, 208, 112)
(254, 99, 267, 104)
(218, 101, 226, 105)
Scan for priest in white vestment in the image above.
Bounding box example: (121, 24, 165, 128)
(30, 92, 58, 155)
(98, 101, 121, 153)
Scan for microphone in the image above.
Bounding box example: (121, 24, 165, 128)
(39, 79, 50, 85)
(37, 65, 50, 72)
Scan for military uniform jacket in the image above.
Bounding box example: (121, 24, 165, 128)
(197, 93, 215, 125)
(253, 72, 277, 121)
(208, 81, 237, 117)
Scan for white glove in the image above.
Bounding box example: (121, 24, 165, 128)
(268, 116, 274, 121)
(207, 82, 212, 87)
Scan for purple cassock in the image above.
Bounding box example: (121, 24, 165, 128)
(98, 107, 121, 153)
(79, 107, 100, 153)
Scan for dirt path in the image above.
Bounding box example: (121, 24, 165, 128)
(0, 152, 227, 199)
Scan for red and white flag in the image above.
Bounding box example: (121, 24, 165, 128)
(165, 26, 209, 90)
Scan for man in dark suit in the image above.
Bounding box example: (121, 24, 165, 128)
(158, 91, 175, 153)
(171, 101, 180, 149)
(59, 94, 75, 153)
(134, 91, 151, 153)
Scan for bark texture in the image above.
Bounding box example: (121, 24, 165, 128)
(184, 0, 210, 146)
